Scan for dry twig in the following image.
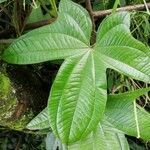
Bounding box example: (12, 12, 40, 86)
(93, 2, 150, 18)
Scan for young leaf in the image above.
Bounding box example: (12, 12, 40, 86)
(2, 0, 150, 144)
(106, 88, 150, 140)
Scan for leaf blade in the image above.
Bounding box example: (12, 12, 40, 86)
(59, 0, 92, 43)
(48, 53, 107, 144)
(2, 33, 88, 64)
(95, 12, 150, 83)
(26, 108, 49, 130)
(96, 11, 130, 43)
(68, 120, 130, 150)
(106, 88, 150, 140)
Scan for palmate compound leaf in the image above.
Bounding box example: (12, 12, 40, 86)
(2, 0, 150, 145)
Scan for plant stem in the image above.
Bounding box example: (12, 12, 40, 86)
(143, 0, 150, 14)
(49, 0, 57, 17)
(86, 0, 96, 44)
(133, 100, 140, 138)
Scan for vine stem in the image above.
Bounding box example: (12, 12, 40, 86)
(143, 0, 150, 14)
(133, 100, 140, 138)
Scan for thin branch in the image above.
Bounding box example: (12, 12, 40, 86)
(93, 2, 150, 18)
(25, 18, 56, 30)
(143, 0, 150, 14)
(86, 0, 93, 16)
(0, 18, 56, 38)
(0, 29, 15, 38)
(86, 0, 95, 30)
(0, 39, 14, 44)
(26, 2, 150, 29)
(0, 5, 11, 18)
(86, 0, 96, 44)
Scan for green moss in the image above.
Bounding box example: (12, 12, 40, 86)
(0, 73, 17, 118)
(0, 72, 34, 130)
(0, 73, 11, 98)
(10, 111, 34, 130)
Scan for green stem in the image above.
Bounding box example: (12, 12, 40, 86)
(49, 0, 57, 16)
(143, 0, 150, 14)
(133, 100, 140, 138)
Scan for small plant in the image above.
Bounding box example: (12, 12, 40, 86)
(2, 0, 150, 149)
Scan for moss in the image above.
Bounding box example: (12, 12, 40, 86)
(0, 72, 34, 130)
(10, 111, 34, 130)
(0, 73, 11, 98)
(0, 73, 17, 118)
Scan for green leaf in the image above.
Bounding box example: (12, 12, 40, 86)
(108, 88, 150, 101)
(106, 88, 150, 140)
(2, 1, 91, 64)
(2, 0, 150, 144)
(48, 53, 107, 144)
(68, 120, 129, 150)
(27, 108, 49, 130)
(59, 0, 92, 42)
(2, 31, 88, 64)
(96, 12, 130, 42)
(27, 109, 130, 150)
(95, 12, 150, 83)
(45, 120, 129, 150)
(112, 0, 120, 13)
(27, 5, 51, 24)
(0, 0, 7, 3)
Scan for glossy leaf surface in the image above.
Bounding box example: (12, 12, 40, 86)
(106, 88, 150, 140)
(27, 108, 49, 130)
(68, 120, 129, 150)
(45, 121, 130, 150)
(49, 53, 107, 143)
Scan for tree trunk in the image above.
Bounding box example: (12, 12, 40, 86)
(0, 65, 49, 130)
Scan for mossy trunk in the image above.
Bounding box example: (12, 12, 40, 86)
(0, 72, 32, 130)
(0, 66, 49, 131)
